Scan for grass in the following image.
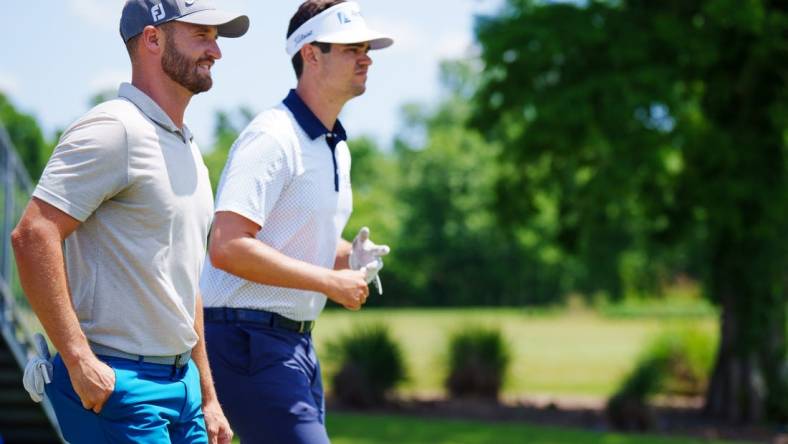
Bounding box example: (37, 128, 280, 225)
(233, 412, 756, 444)
(327, 413, 754, 444)
(314, 307, 718, 397)
(15, 304, 718, 397)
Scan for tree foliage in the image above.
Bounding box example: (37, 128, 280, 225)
(472, 0, 788, 422)
(376, 61, 562, 306)
(0, 92, 52, 181)
(203, 107, 256, 190)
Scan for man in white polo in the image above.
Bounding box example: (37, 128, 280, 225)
(11, 1, 247, 442)
(200, 1, 392, 442)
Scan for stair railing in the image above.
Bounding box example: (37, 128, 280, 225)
(0, 122, 64, 441)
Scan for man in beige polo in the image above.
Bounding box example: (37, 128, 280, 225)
(11, 1, 247, 442)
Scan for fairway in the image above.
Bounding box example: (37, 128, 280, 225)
(233, 412, 757, 444)
(326, 413, 755, 444)
(313, 308, 718, 397)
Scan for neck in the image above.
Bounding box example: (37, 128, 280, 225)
(131, 70, 192, 129)
(295, 80, 348, 131)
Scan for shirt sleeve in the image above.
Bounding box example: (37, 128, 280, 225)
(32, 112, 129, 222)
(214, 131, 293, 228)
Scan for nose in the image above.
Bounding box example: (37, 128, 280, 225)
(208, 38, 222, 60)
(359, 52, 372, 67)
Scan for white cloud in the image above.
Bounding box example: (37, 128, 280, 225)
(366, 17, 424, 53)
(434, 32, 475, 60)
(69, 0, 125, 29)
(367, 16, 475, 62)
(0, 72, 20, 97)
(89, 70, 130, 93)
(68, 0, 250, 29)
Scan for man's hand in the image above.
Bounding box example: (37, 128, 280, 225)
(203, 399, 233, 444)
(349, 227, 390, 293)
(324, 269, 370, 310)
(66, 355, 115, 414)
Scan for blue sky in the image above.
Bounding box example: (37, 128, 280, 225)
(1, 0, 503, 151)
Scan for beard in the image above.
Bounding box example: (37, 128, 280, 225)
(161, 33, 213, 94)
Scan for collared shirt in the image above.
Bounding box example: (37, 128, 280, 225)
(33, 83, 214, 356)
(200, 90, 353, 321)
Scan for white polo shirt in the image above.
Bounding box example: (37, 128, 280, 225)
(200, 90, 353, 321)
(33, 83, 214, 356)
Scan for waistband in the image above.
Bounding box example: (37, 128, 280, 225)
(90, 342, 191, 368)
(204, 307, 315, 333)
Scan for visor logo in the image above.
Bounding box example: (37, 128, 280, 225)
(151, 4, 166, 21)
(185, 0, 195, 5)
(337, 12, 352, 24)
(294, 30, 314, 45)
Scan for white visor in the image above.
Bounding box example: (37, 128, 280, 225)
(286, 1, 394, 57)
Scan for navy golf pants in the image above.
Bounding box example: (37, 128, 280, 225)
(205, 319, 328, 444)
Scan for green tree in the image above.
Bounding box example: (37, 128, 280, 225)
(473, 0, 787, 422)
(203, 107, 255, 190)
(0, 92, 52, 181)
(341, 135, 402, 260)
(386, 61, 561, 306)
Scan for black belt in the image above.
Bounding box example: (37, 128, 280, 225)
(90, 342, 190, 368)
(204, 307, 315, 333)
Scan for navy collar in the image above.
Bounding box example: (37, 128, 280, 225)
(283, 89, 347, 142)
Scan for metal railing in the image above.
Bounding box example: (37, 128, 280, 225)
(0, 122, 64, 440)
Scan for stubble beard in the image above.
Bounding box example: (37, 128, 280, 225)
(161, 33, 213, 94)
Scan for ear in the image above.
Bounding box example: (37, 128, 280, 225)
(140, 25, 164, 55)
(300, 44, 320, 68)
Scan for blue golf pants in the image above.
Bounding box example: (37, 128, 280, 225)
(46, 354, 207, 443)
(205, 320, 329, 444)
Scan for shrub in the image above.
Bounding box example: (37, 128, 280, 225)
(326, 324, 406, 407)
(445, 326, 510, 400)
(606, 327, 715, 430)
(648, 328, 715, 396)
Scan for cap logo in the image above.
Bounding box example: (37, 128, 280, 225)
(151, 4, 166, 21)
(337, 12, 352, 24)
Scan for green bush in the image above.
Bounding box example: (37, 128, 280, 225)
(445, 326, 510, 399)
(606, 327, 715, 430)
(649, 328, 715, 396)
(326, 324, 406, 407)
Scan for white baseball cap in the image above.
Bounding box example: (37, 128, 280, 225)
(286, 1, 393, 57)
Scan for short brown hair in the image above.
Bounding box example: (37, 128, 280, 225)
(124, 21, 176, 60)
(287, 0, 345, 78)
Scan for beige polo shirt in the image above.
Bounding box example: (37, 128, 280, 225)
(33, 83, 214, 356)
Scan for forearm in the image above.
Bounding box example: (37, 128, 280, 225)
(334, 238, 351, 270)
(11, 223, 91, 366)
(211, 237, 332, 293)
(191, 294, 218, 405)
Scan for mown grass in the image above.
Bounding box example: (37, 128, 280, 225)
(234, 412, 756, 444)
(315, 307, 718, 397)
(326, 413, 754, 444)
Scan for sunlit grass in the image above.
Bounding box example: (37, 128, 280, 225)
(233, 412, 754, 444)
(326, 413, 753, 444)
(315, 307, 717, 397)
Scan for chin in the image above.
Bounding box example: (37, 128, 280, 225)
(352, 85, 367, 97)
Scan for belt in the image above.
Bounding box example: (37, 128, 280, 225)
(90, 342, 191, 368)
(204, 307, 315, 333)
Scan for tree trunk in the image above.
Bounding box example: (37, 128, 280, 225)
(705, 290, 765, 422)
(704, 247, 787, 423)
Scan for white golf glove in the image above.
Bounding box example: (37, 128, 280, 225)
(23, 333, 52, 403)
(349, 227, 390, 294)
